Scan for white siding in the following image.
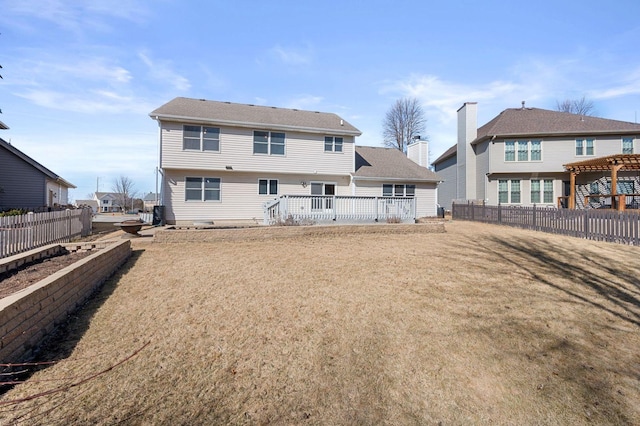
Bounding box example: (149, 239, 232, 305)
(160, 121, 355, 176)
(163, 170, 351, 224)
(353, 180, 438, 217)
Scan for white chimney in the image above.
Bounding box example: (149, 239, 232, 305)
(407, 136, 429, 168)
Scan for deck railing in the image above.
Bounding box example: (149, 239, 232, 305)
(263, 195, 416, 225)
(0, 208, 93, 258)
(452, 201, 640, 245)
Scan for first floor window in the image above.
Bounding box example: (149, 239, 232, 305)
(324, 136, 343, 152)
(531, 179, 553, 204)
(623, 137, 634, 154)
(185, 177, 220, 201)
(259, 179, 278, 195)
(383, 184, 415, 197)
(498, 179, 521, 204)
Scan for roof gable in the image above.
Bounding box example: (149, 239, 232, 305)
(354, 146, 440, 182)
(150, 97, 362, 136)
(0, 138, 75, 188)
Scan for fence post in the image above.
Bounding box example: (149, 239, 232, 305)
(375, 197, 379, 222)
(497, 203, 502, 223)
(532, 204, 537, 230)
(584, 207, 589, 239)
(333, 195, 337, 221)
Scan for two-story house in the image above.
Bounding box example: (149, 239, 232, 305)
(93, 192, 121, 213)
(433, 102, 640, 210)
(150, 97, 440, 224)
(0, 137, 76, 210)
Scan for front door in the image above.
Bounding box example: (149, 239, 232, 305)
(311, 182, 336, 212)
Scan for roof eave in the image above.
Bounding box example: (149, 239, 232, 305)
(472, 129, 640, 145)
(150, 113, 362, 136)
(351, 175, 440, 183)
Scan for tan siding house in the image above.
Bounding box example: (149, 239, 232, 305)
(151, 97, 441, 224)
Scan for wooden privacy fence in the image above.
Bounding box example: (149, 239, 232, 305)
(0, 209, 92, 258)
(452, 202, 640, 245)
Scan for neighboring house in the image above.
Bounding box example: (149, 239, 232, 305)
(432, 102, 640, 210)
(93, 192, 121, 213)
(0, 137, 76, 210)
(150, 97, 440, 224)
(142, 192, 158, 212)
(74, 199, 99, 214)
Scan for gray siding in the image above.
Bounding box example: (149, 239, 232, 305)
(434, 155, 457, 211)
(475, 141, 490, 201)
(0, 149, 46, 209)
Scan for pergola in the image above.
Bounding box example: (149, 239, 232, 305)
(563, 154, 640, 210)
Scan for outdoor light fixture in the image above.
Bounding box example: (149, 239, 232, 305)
(225, 166, 233, 170)
(301, 181, 308, 188)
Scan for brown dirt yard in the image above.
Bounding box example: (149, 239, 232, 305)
(1, 221, 639, 425)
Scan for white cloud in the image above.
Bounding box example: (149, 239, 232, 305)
(17, 89, 153, 115)
(0, 0, 150, 32)
(283, 95, 324, 110)
(269, 45, 313, 66)
(139, 52, 191, 92)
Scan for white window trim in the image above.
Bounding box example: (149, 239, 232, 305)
(258, 178, 279, 195)
(183, 125, 221, 152)
(498, 179, 521, 204)
(185, 177, 221, 202)
(324, 136, 344, 153)
(530, 179, 554, 204)
(622, 137, 634, 155)
(575, 138, 595, 157)
(253, 130, 286, 156)
(382, 184, 415, 197)
(504, 140, 543, 162)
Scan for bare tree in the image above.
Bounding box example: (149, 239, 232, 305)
(556, 96, 595, 116)
(382, 98, 427, 152)
(112, 176, 138, 213)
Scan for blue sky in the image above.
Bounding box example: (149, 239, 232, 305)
(1, 1, 640, 201)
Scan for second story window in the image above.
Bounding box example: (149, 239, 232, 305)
(183, 125, 220, 151)
(623, 137, 634, 154)
(254, 131, 285, 155)
(505, 140, 542, 162)
(576, 138, 594, 156)
(324, 136, 343, 152)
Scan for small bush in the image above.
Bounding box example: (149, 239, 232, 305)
(274, 215, 315, 226)
(0, 209, 28, 217)
(386, 216, 402, 223)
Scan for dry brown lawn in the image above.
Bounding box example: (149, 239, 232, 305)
(1, 221, 639, 425)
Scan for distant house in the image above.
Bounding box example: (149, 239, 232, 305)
(0, 137, 76, 211)
(74, 199, 99, 214)
(93, 192, 121, 213)
(142, 192, 158, 212)
(432, 102, 640, 210)
(150, 97, 441, 224)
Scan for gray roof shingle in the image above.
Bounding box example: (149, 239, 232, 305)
(432, 107, 640, 166)
(150, 97, 362, 135)
(354, 146, 440, 182)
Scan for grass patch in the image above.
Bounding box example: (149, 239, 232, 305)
(1, 221, 638, 424)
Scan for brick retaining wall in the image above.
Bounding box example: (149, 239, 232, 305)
(0, 240, 131, 364)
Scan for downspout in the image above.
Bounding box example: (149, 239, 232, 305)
(156, 117, 164, 205)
